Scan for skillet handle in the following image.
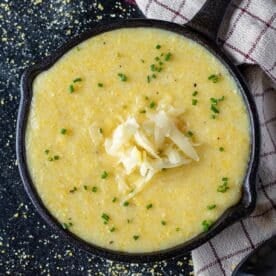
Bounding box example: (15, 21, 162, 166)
(186, 0, 231, 43)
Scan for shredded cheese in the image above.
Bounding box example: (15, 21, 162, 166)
(103, 104, 200, 202)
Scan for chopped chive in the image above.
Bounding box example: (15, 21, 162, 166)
(149, 101, 156, 109)
(69, 187, 77, 193)
(98, 83, 103, 87)
(73, 77, 82, 83)
(155, 57, 160, 61)
(62, 223, 69, 230)
(118, 73, 127, 82)
(146, 203, 153, 210)
(164, 52, 172, 61)
(101, 171, 108, 179)
(211, 114, 216, 119)
(219, 147, 224, 152)
(112, 197, 117, 203)
(60, 128, 67, 135)
(147, 75, 151, 83)
(208, 74, 221, 83)
(133, 235, 139, 240)
(157, 67, 162, 72)
(211, 104, 219, 113)
(161, 220, 167, 225)
(156, 44, 161, 49)
(145, 96, 149, 100)
(83, 185, 88, 190)
(54, 155, 59, 160)
(150, 64, 156, 72)
(207, 204, 217, 210)
(217, 179, 229, 192)
(187, 131, 193, 137)
(141, 59, 145, 63)
(159, 61, 163, 66)
(92, 186, 98, 193)
(69, 84, 74, 93)
(210, 97, 218, 104)
(76, 46, 81, 51)
(45, 149, 50, 154)
(176, 227, 180, 232)
(140, 109, 146, 114)
(48, 157, 54, 161)
(127, 219, 132, 224)
(101, 213, 110, 222)
(99, 128, 103, 134)
(192, 99, 198, 105)
(152, 73, 157, 79)
(202, 220, 213, 231)
(109, 240, 114, 244)
(123, 201, 129, 207)
(110, 227, 116, 232)
(192, 91, 198, 96)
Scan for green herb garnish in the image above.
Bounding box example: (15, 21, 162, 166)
(164, 52, 172, 61)
(60, 128, 67, 135)
(176, 227, 180, 232)
(192, 91, 198, 96)
(92, 186, 98, 193)
(147, 75, 151, 83)
(211, 104, 219, 113)
(98, 83, 103, 87)
(101, 213, 110, 223)
(202, 220, 213, 231)
(146, 203, 153, 210)
(208, 74, 221, 83)
(192, 99, 198, 106)
(99, 128, 103, 134)
(133, 235, 139, 240)
(101, 171, 108, 179)
(53, 155, 59, 160)
(118, 73, 127, 82)
(207, 204, 217, 210)
(73, 77, 82, 83)
(161, 220, 167, 226)
(45, 149, 50, 154)
(69, 84, 74, 93)
(123, 201, 129, 207)
(219, 147, 224, 152)
(187, 131, 193, 137)
(69, 187, 77, 193)
(217, 177, 229, 193)
(149, 101, 156, 109)
(150, 64, 156, 72)
(156, 44, 161, 49)
(112, 197, 117, 203)
(83, 185, 88, 190)
(110, 227, 116, 232)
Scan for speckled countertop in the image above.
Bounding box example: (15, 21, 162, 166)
(0, 0, 193, 274)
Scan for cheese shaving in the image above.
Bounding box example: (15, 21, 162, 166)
(103, 104, 200, 202)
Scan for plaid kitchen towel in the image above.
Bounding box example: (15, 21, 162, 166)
(134, 0, 276, 275)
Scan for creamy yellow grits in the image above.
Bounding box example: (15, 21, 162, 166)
(26, 28, 250, 253)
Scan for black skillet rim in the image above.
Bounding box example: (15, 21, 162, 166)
(16, 19, 260, 263)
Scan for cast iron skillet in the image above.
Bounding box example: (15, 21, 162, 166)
(16, 0, 260, 263)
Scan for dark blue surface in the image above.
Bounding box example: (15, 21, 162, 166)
(0, 0, 193, 274)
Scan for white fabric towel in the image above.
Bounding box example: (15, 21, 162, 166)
(135, 0, 276, 275)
